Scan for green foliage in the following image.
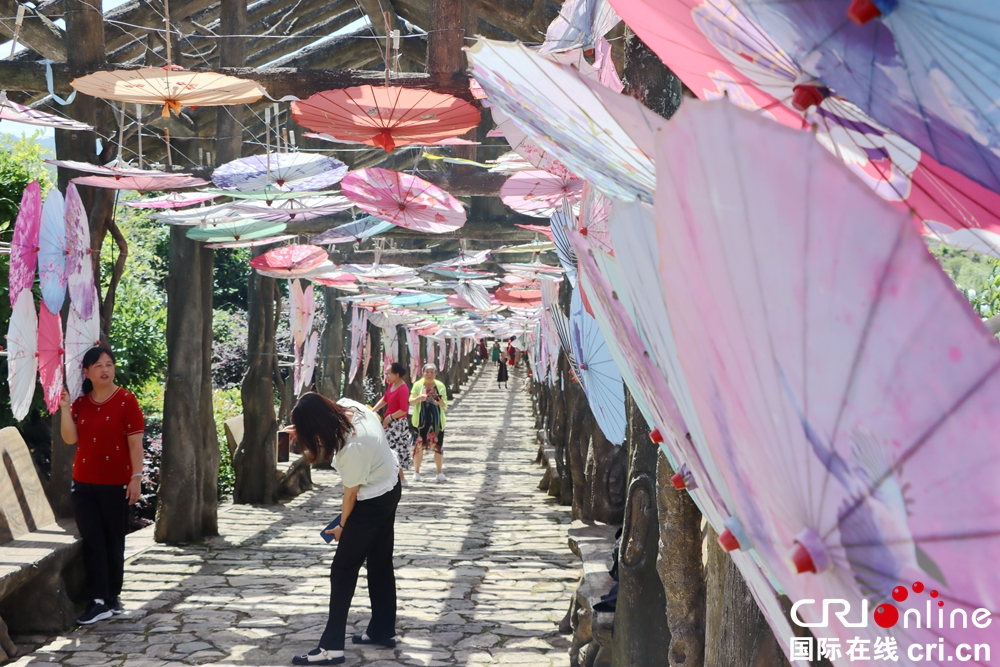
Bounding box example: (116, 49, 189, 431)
(930, 245, 995, 294)
(213, 386, 242, 501)
(965, 259, 1000, 320)
(101, 200, 169, 389)
(214, 248, 251, 311)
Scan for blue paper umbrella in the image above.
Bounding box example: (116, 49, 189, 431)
(390, 292, 448, 308)
(310, 216, 395, 245)
(569, 286, 626, 445)
(38, 189, 67, 314)
(734, 0, 1000, 194)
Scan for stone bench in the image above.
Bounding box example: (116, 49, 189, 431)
(0, 427, 82, 662)
(536, 429, 562, 498)
(564, 520, 618, 667)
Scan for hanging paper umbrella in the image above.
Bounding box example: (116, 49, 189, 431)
(37, 307, 64, 414)
(72, 174, 208, 191)
(153, 202, 245, 226)
(38, 189, 67, 314)
(495, 284, 543, 308)
(9, 181, 42, 304)
(343, 263, 418, 280)
(290, 280, 316, 349)
(539, 0, 620, 53)
(204, 235, 297, 250)
(348, 305, 368, 383)
(514, 224, 553, 241)
(391, 292, 448, 308)
(122, 191, 220, 209)
(491, 109, 576, 179)
(468, 39, 664, 201)
(291, 85, 481, 153)
(611, 0, 1000, 258)
(549, 199, 578, 286)
(199, 188, 305, 202)
(732, 0, 1000, 197)
(578, 185, 613, 254)
(491, 239, 557, 254)
(420, 248, 494, 271)
(47, 159, 172, 179)
(455, 281, 494, 311)
(499, 262, 565, 278)
(294, 331, 319, 395)
(250, 244, 328, 277)
(501, 170, 583, 218)
(310, 216, 395, 245)
(341, 168, 466, 233)
(212, 153, 348, 192)
(186, 220, 287, 243)
(65, 307, 101, 403)
(6, 290, 38, 421)
(0, 91, 93, 130)
(71, 67, 266, 118)
(65, 185, 97, 320)
(228, 195, 353, 222)
(657, 99, 1000, 654)
(428, 268, 493, 279)
(312, 272, 357, 288)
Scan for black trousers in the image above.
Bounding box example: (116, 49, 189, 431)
(319, 480, 402, 650)
(71, 480, 128, 603)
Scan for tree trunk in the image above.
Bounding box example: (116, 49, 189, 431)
(343, 306, 366, 402)
(233, 252, 278, 505)
(157, 227, 218, 542)
(656, 451, 706, 667)
(611, 394, 671, 667)
(318, 288, 344, 399)
(365, 321, 383, 398)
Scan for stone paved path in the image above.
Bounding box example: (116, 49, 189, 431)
(12, 365, 577, 667)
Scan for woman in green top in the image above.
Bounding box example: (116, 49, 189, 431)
(409, 364, 448, 483)
(491, 341, 501, 366)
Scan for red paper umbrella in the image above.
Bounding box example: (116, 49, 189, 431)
(495, 284, 543, 308)
(341, 168, 466, 233)
(290, 85, 481, 153)
(312, 272, 357, 288)
(248, 244, 328, 277)
(37, 307, 64, 414)
(501, 170, 583, 218)
(72, 174, 208, 191)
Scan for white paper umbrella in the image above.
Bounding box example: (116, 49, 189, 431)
(6, 290, 38, 421)
(295, 331, 319, 395)
(455, 281, 494, 311)
(65, 306, 102, 403)
(65, 184, 97, 320)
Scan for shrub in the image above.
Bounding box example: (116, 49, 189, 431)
(213, 308, 249, 389)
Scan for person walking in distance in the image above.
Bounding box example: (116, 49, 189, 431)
(477, 339, 488, 366)
(372, 362, 411, 488)
(59, 345, 145, 625)
(288, 393, 402, 665)
(491, 341, 501, 367)
(497, 348, 509, 389)
(409, 364, 448, 483)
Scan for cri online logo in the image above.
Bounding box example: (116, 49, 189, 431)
(791, 581, 994, 630)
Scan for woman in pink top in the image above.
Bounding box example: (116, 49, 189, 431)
(372, 362, 411, 488)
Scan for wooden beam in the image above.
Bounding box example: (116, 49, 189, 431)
(356, 0, 400, 37)
(0, 0, 66, 61)
(0, 61, 475, 100)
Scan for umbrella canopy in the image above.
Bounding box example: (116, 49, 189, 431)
(37, 190, 67, 314)
(229, 195, 353, 223)
(310, 216, 395, 245)
(72, 174, 208, 191)
(9, 181, 41, 304)
(6, 290, 38, 421)
(455, 281, 494, 311)
(291, 85, 481, 153)
(495, 284, 543, 308)
(37, 308, 64, 414)
(212, 153, 348, 192)
(549, 199, 578, 286)
(390, 292, 448, 308)
(47, 159, 172, 179)
(732, 0, 1000, 196)
(0, 91, 93, 130)
(569, 285, 626, 445)
(491, 240, 556, 254)
(294, 331, 319, 395)
(122, 192, 220, 209)
(250, 244, 328, 277)
(612, 0, 1000, 258)
(153, 202, 245, 226)
(341, 168, 466, 233)
(312, 272, 357, 288)
(204, 235, 296, 250)
(65, 185, 97, 320)
(491, 108, 576, 179)
(186, 220, 287, 243)
(71, 67, 266, 117)
(578, 185, 613, 254)
(657, 99, 1000, 654)
(65, 306, 101, 403)
(539, 0, 620, 53)
(500, 170, 583, 218)
(290, 280, 316, 349)
(468, 39, 663, 202)
(429, 268, 493, 279)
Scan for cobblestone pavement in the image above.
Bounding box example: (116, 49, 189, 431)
(12, 364, 577, 667)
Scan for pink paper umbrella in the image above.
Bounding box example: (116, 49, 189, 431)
(8, 181, 42, 304)
(37, 307, 64, 414)
(65, 184, 97, 320)
(312, 272, 357, 288)
(500, 170, 583, 218)
(71, 174, 208, 191)
(341, 168, 466, 233)
(0, 92, 93, 130)
(656, 99, 1000, 658)
(122, 192, 220, 209)
(47, 159, 171, 178)
(249, 244, 328, 277)
(289, 280, 316, 349)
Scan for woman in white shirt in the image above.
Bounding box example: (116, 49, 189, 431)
(287, 393, 401, 666)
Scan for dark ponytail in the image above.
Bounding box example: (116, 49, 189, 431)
(389, 362, 407, 377)
(81, 345, 115, 395)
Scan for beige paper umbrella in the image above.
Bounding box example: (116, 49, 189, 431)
(71, 67, 266, 118)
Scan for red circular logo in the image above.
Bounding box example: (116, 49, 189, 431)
(874, 603, 899, 629)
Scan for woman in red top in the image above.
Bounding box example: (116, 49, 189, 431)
(59, 345, 144, 626)
(372, 362, 410, 489)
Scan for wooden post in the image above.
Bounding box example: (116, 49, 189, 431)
(365, 320, 383, 398)
(48, 0, 106, 520)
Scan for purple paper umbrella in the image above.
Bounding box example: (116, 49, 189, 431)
(212, 153, 348, 191)
(65, 184, 97, 320)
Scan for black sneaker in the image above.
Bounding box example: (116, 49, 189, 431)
(108, 597, 124, 615)
(291, 648, 345, 665)
(77, 601, 113, 625)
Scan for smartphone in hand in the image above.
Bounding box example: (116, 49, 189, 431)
(320, 515, 342, 544)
